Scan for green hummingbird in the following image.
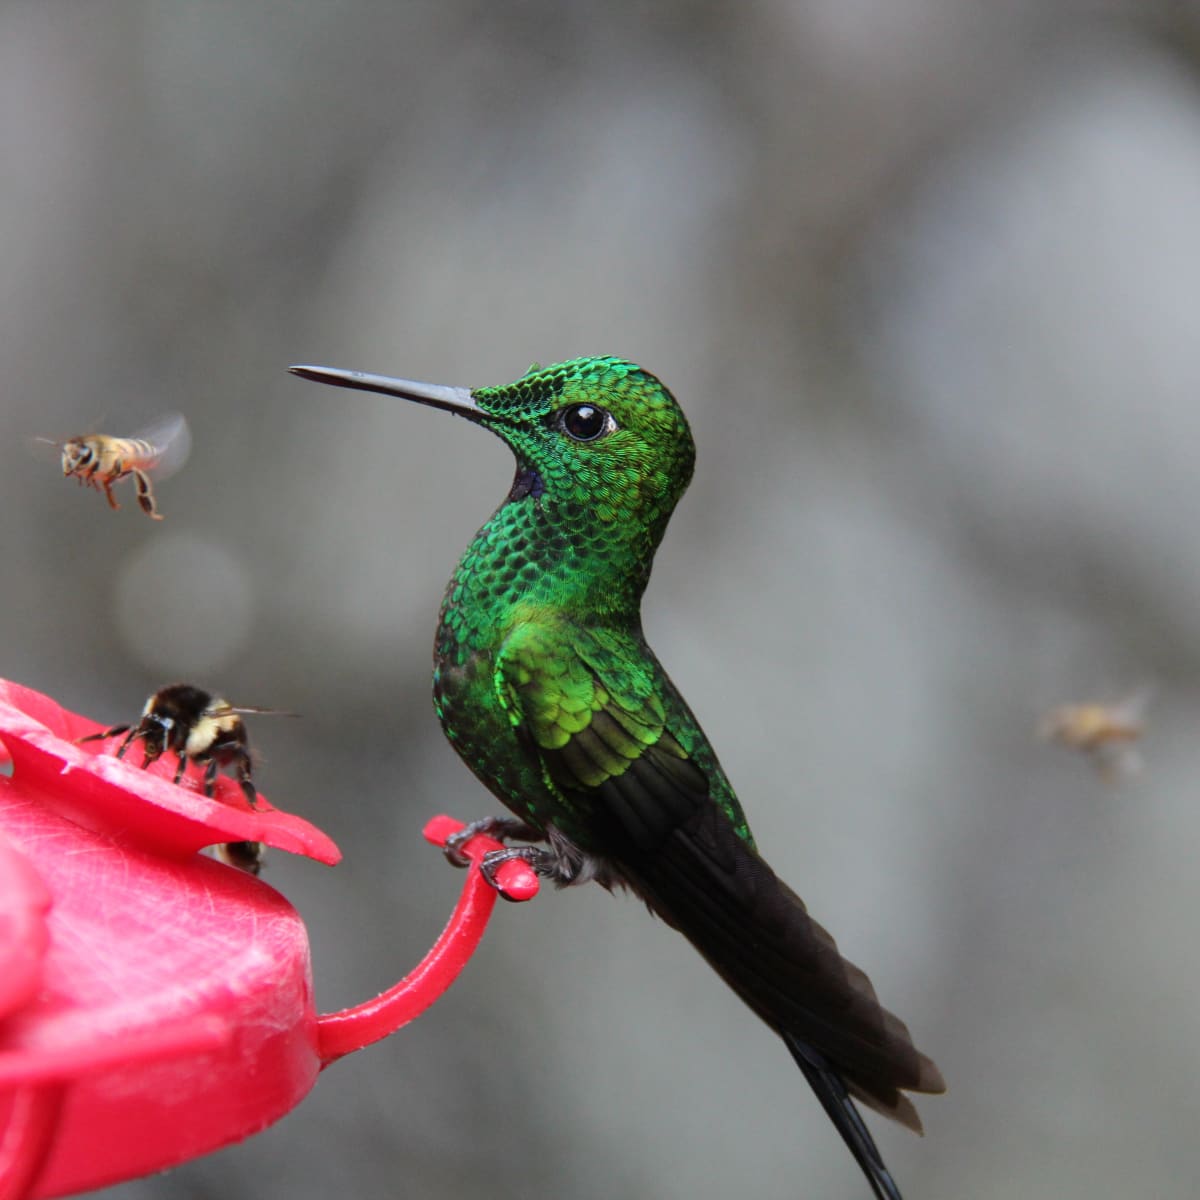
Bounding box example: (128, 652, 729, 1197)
(291, 356, 945, 1198)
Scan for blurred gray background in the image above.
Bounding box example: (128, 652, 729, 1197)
(2, 2, 1199, 1197)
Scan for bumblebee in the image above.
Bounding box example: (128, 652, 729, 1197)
(40, 412, 191, 519)
(80, 684, 293, 874)
(214, 840, 266, 876)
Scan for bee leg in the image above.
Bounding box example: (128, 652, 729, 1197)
(173, 754, 189, 785)
(116, 727, 141, 758)
(233, 752, 259, 809)
(77, 723, 131, 746)
(203, 759, 219, 796)
(101, 479, 121, 511)
(132, 470, 163, 521)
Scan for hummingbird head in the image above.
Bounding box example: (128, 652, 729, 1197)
(290, 356, 696, 538)
(473, 357, 696, 522)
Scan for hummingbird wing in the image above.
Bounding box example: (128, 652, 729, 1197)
(499, 622, 713, 850)
(497, 622, 945, 1137)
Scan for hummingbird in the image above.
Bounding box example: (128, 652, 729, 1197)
(290, 356, 945, 1198)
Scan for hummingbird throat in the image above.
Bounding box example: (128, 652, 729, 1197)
(508, 462, 545, 503)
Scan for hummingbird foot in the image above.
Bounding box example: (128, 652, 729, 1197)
(479, 844, 578, 898)
(443, 815, 545, 868)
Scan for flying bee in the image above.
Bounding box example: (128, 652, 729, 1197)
(79, 684, 296, 873)
(1039, 687, 1151, 782)
(36, 412, 191, 519)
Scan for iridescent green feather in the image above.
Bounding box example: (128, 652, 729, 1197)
(492, 620, 752, 846)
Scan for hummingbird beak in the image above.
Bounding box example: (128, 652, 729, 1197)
(288, 365, 484, 422)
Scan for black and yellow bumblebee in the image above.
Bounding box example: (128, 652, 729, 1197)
(80, 683, 294, 874)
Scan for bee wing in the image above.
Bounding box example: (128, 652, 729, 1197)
(131, 412, 192, 480)
(228, 706, 300, 718)
(1111, 683, 1154, 726)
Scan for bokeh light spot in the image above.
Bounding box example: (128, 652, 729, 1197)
(113, 534, 254, 677)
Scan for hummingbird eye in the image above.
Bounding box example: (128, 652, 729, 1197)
(559, 404, 613, 442)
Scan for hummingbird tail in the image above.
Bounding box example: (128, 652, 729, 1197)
(607, 798, 943, 1192)
(784, 1034, 903, 1200)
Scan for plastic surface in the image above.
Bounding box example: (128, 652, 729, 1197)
(0, 681, 538, 1198)
(0, 835, 51, 1026)
(317, 815, 539, 1063)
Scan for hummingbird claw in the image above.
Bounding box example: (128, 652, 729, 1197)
(442, 838, 472, 869)
(479, 846, 556, 899)
(442, 815, 545, 868)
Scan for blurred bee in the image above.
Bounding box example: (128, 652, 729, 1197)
(1039, 688, 1151, 782)
(79, 684, 295, 874)
(213, 840, 266, 876)
(36, 412, 191, 520)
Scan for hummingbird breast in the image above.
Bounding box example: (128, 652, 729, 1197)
(431, 500, 565, 831)
(429, 488, 685, 850)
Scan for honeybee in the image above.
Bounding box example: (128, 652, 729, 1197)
(79, 684, 295, 874)
(1039, 688, 1151, 782)
(38, 413, 191, 519)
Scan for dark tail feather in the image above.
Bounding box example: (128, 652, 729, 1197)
(596, 791, 941, 1194)
(784, 1034, 902, 1200)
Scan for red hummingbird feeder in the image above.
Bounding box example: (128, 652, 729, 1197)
(0, 678, 538, 1199)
